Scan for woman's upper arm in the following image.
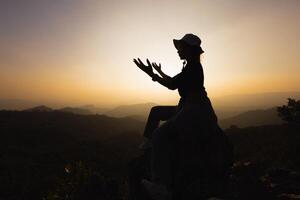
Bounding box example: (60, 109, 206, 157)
(167, 73, 181, 90)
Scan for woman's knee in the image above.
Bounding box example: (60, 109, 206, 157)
(149, 106, 177, 120)
(149, 106, 162, 115)
(148, 106, 164, 120)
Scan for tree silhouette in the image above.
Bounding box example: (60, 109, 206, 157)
(277, 98, 300, 124)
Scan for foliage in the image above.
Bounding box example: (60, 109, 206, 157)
(1, 109, 300, 199)
(45, 161, 91, 200)
(0, 111, 143, 200)
(277, 98, 300, 124)
(45, 161, 122, 200)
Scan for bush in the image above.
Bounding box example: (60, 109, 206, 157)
(45, 161, 122, 200)
(277, 98, 300, 124)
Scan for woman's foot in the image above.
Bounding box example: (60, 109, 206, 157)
(141, 179, 172, 200)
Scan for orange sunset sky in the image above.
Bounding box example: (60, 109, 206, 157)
(0, 0, 299, 107)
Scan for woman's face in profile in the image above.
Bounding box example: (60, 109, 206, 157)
(177, 45, 189, 60)
(177, 49, 184, 60)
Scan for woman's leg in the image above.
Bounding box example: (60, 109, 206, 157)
(140, 106, 177, 197)
(149, 104, 212, 188)
(143, 106, 177, 139)
(150, 119, 175, 187)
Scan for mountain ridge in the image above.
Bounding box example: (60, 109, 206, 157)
(219, 107, 284, 129)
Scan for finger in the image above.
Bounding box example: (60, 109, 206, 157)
(133, 59, 140, 66)
(137, 58, 144, 66)
(134, 60, 144, 69)
(146, 59, 151, 67)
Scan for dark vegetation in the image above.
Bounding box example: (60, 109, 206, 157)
(277, 98, 300, 124)
(226, 124, 300, 200)
(0, 99, 299, 199)
(0, 111, 144, 199)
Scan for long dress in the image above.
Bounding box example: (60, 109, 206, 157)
(150, 62, 232, 198)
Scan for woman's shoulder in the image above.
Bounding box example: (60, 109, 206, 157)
(185, 62, 202, 69)
(185, 63, 203, 74)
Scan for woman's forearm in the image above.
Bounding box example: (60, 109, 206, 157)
(151, 74, 177, 90)
(157, 70, 171, 79)
(152, 62, 171, 79)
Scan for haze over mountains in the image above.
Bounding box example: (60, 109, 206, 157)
(219, 107, 284, 128)
(212, 91, 300, 117)
(2, 91, 299, 111)
(1, 91, 299, 128)
(104, 102, 157, 121)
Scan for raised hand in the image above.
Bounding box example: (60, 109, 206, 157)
(133, 58, 154, 76)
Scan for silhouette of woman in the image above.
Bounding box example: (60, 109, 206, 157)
(133, 34, 231, 199)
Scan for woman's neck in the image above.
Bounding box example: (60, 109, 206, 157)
(186, 59, 200, 65)
(185, 54, 200, 64)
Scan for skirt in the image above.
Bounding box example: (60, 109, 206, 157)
(150, 95, 220, 187)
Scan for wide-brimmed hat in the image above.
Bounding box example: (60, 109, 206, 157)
(173, 33, 204, 53)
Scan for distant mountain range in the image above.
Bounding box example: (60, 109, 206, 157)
(212, 91, 300, 110)
(58, 107, 93, 115)
(1, 91, 298, 127)
(104, 102, 157, 120)
(21, 104, 286, 130)
(219, 107, 284, 129)
(24, 105, 93, 115)
(20, 103, 157, 118)
(80, 104, 110, 114)
(1, 91, 299, 116)
(24, 105, 53, 112)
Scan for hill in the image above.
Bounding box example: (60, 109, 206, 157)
(24, 105, 53, 112)
(80, 104, 110, 114)
(2, 91, 300, 119)
(225, 124, 300, 199)
(0, 110, 145, 199)
(219, 107, 284, 128)
(104, 102, 157, 120)
(0, 110, 299, 199)
(213, 91, 300, 110)
(58, 106, 93, 115)
(103, 92, 300, 120)
(226, 124, 300, 169)
(22, 105, 103, 115)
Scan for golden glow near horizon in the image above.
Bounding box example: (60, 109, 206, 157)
(0, 0, 299, 107)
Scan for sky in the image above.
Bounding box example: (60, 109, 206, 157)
(0, 0, 299, 107)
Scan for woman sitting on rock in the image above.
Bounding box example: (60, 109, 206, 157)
(133, 33, 232, 200)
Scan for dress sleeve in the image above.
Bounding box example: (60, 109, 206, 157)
(171, 72, 183, 89)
